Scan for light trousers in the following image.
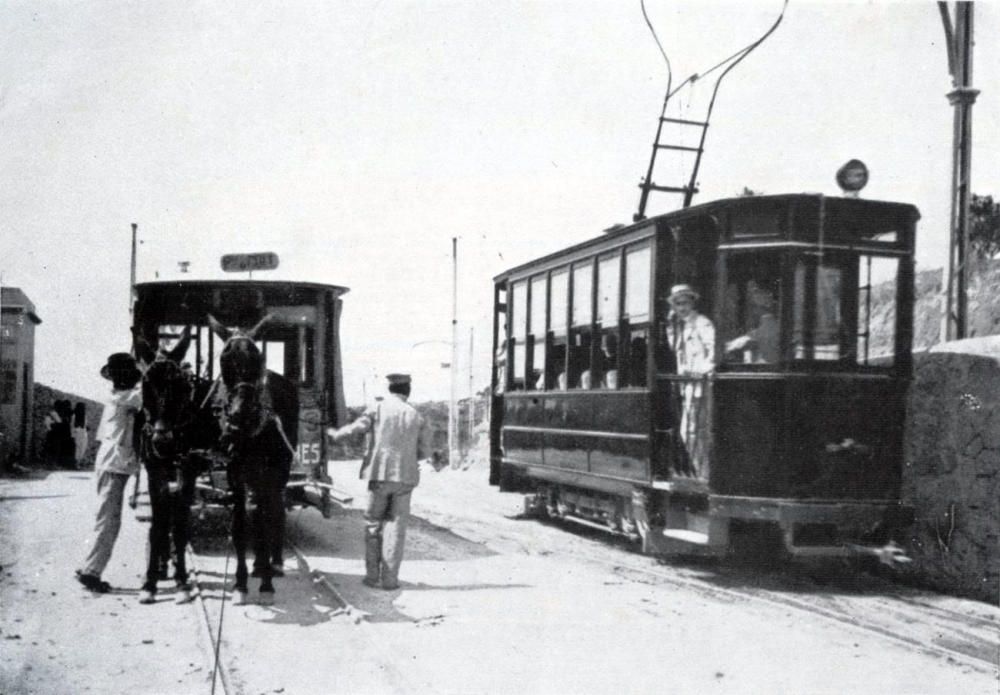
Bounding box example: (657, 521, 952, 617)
(363, 480, 415, 588)
(80, 471, 131, 577)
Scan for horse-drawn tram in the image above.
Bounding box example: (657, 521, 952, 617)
(131, 279, 350, 517)
(489, 193, 918, 560)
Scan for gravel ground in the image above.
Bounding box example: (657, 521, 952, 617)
(3, 465, 998, 695)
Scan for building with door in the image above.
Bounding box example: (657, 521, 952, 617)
(1, 287, 41, 468)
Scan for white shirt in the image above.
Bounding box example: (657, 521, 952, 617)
(665, 312, 716, 375)
(94, 387, 142, 475)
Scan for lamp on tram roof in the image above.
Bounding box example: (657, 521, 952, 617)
(836, 159, 869, 198)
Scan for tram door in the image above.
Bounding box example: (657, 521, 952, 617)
(652, 216, 719, 482)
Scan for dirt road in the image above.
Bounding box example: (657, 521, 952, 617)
(3, 464, 998, 694)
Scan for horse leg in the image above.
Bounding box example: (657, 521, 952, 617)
(231, 487, 249, 605)
(141, 462, 169, 604)
(249, 485, 275, 603)
(172, 465, 195, 603)
(271, 487, 286, 576)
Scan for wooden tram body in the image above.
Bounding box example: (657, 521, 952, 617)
(132, 279, 349, 516)
(489, 194, 918, 557)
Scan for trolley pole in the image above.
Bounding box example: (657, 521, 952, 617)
(129, 223, 138, 316)
(939, 1, 979, 342)
(449, 237, 459, 468)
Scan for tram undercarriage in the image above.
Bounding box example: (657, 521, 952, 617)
(516, 470, 912, 563)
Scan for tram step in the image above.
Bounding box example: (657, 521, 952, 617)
(662, 529, 710, 545)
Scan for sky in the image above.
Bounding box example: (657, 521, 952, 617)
(1, 1, 998, 406)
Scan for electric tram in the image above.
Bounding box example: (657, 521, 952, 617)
(489, 191, 917, 558)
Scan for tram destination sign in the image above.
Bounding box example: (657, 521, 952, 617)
(220, 252, 279, 273)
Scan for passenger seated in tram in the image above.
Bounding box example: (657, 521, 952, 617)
(598, 333, 618, 389)
(724, 280, 779, 364)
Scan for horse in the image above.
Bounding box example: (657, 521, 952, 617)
(133, 328, 200, 605)
(207, 313, 299, 606)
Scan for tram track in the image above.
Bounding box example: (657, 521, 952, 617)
(421, 497, 999, 675)
(546, 527, 999, 674)
(186, 546, 235, 695)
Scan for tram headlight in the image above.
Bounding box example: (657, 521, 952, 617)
(836, 159, 869, 197)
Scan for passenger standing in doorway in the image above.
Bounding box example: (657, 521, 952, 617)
(663, 284, 715, 476)
(75, 353, 143, 593)
(326, 373, 441, 590)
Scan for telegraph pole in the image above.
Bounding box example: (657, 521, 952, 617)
(467, 326, 475, 461)
(130, 223, 138, 316)
(939, 2, 979, 342)
(449, 237, 458, 468)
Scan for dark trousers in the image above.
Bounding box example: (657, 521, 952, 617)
(143, 459, 194, 590)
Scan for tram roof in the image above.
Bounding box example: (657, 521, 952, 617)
(493, 193, 920, 282)
(133, 279, 350, 327)
(135, 279, 350, 296)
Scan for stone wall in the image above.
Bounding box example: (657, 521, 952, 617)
(903, 337, 1000, 604)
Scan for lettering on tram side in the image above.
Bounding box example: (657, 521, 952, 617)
(297, 442, 322, 465)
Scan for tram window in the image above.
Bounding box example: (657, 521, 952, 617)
(814, 265, 842, 360)
(722, 257, 782, 365)
(510, 280, 527, 391)
(622, 244, 651, 386)
(596, 253, 621, 389)
(569, 261, 594, 389)
(548, 269, 569, 390)
(790, 253, 898, 366)
(529, 275, 547, 390)
(857, 255, 899, 365)
(792, 260, 843, 360)
(264, 341, 286, 376)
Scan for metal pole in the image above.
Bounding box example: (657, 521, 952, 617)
(449, 238, 458, 468)
(130, 223, 138, 315)
(940, 2, 979, 342)
(467, 326, 475, 461)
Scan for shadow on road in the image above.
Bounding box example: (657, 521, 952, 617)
(0, 493, 73, 502)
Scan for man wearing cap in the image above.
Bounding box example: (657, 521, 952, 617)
(662, 284, 715, 476)
(75, 352, 143, 593)
(327, 373, 441, 590)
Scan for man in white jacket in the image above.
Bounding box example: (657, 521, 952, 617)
(76, 353, 143, 593)
(327, 373, 441, 590)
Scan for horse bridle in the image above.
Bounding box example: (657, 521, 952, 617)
(141, 362, 193, 463)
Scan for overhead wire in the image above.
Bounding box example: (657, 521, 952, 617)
(636, 0, 788, 216)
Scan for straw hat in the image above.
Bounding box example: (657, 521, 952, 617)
(666, 284, 699, 306)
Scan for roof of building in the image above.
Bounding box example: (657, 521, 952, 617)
(1, 287, 42, 324)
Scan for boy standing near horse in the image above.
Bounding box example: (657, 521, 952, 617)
(327, 373, 442, 590)
(75, 353, 143, 593)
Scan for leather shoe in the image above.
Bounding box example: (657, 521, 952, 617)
(75, 570, 111, 593)
(361, 577, 379, 588)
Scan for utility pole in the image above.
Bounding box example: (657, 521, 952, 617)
(130, 223, 138, 316)
(467, 326, 475, 461)
(449, 237, 458, 468)
(939, 2, 979, 342)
